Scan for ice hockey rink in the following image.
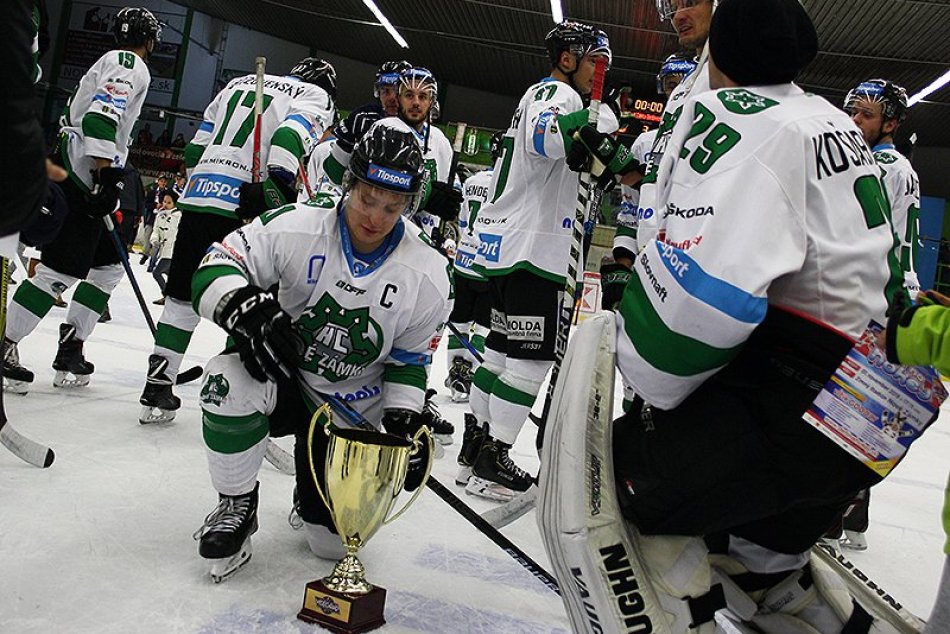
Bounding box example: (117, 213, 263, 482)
(1, 263, 948, 634)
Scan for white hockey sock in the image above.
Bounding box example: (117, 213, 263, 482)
(68, 264, 124, 340)
(470, 347, 504, 425)
(487, 357, 551, 445)
(152, 297, 201, 380)
(6, 265, 77, 342)
(206, 436, 269, 497)
(925, 556, 950, 634)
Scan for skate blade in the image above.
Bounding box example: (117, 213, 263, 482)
(455, 465, 473, 486)
(432, 442, 445, 460)
(839, 539, 867, 552)
(53, 371, 90, 388)
(3, 378, 31, 395)
(139, 405, 177, 425)
(465, 476, 519, 502)
(450, 390, 470, 403)
(208, 543, 253, 583)
(434, 432, 454, 446)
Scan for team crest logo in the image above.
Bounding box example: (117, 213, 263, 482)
(874, 151, 898, 165)
(296, 293, 384, 382)
(200, 374, 230, 406)
(717, 89, 778, 115)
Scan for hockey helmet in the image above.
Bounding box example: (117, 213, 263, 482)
(655, 0, 712, 22)
(545, 21, 612, 68)
(348, 123, 425, 200)
(489, 130, 505, 162)
(844, 79, 909, 123)
(289, 58, 338, 100)
(399, 66, 438, 99)
(113, 7, 162, 47)
(656, 53, 697, 94)
(375, 60, 412, 96)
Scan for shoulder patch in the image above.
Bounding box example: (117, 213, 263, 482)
(874, 151, 899, 165)
(305, 193, 338, 209)
(259, 204, 297, 225)
(716, 89, 779, 115)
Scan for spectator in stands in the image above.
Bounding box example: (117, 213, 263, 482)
(156, 128, 171, 147)
(171, 133, 186, 148)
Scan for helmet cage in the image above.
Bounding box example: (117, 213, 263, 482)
(845, 79, 908, 123)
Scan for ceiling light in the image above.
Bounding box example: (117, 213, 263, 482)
(550, 0, 564, 23)
(908, 67, 950, 107)
(362, 0, 409, 48)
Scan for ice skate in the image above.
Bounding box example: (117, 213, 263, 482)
(840, 530, 867, 551)
(193, 483, 259, 583)
(139, 355, 181, 424)
(444, 357, 473, 402)
(51, 324, 93, 388)
(420, 388, 454, 446)
(455, 414, 487, 485)
(467, 436, 533, 502)
(2, 338, 34, 394)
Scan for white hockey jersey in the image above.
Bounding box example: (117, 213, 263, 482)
(616, 84, 902, 411)
(636, 61, 710, 250)
(298, 140, 344, 207)
(875, 144, 921, 294)
(614, 128, 659, 257)
(455, 168, 493, 280)
(472, 78, 618, 284)
(58, 49, 150, 191)
(179, 74, 334, 219)
(193, 204, 453, 413)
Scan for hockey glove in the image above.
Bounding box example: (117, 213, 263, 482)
(423, 181, 462, 221)
(572, 126, 639, 192)
(600, 261, 632, 310)
(334, 110, 381, 154)
(85, 167, 125, 218)
(236, 172, 296, 220)
(216, 285, 304, 383)
(381, 409, 431, 492)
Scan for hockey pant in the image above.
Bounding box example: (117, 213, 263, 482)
(6, 263, 121, 344)
(200, 353, 383, 530)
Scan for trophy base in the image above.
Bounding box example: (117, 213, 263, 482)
(298, 579, 386, 633)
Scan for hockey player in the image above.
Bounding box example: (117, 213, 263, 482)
(190, 124, 452, 582)
(545, 0, 912, 630)
(137, 57, 336, 424)
(465, 21, 616, 501)
(2, 7, 160, 392)
(847, 79, 920, 299)
(449, 133, 502, 484)
(827, 80, 920, 552)
(299, 60, 411, 206)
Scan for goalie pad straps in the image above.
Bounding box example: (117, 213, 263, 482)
(536, 311, 724, 634)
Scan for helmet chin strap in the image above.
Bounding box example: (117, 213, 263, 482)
(557, 54, 583, 93)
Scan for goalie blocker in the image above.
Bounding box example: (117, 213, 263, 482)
(537, 313, 910, 634)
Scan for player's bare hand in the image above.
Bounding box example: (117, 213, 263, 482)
(46, 159, 67, 183)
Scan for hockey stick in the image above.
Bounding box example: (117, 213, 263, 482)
(0, 257, 55, 468)
(264, 439, 295, 475)
(536, 56, 608, 442)
(316, 389, 561, 595)
(252, 56, 266, 184)
(813, 542, 926, 633)
(445, 321, 483, 364)
(102, 216, 202, 385)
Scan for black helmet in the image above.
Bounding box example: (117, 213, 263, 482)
(845, 79, 909, 123)
(348, 123, 425, 197)
(656, 53, 697, 94)
(289, 58, 338, 100)
(544, 21, 612, 68)
(113, 7, 161, 47)
(375, 60, 412, 96)
(489, 131, 505, 162)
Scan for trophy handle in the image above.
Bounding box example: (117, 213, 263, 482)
(383, 424, 434, 525)
(306, 404, 334, 513)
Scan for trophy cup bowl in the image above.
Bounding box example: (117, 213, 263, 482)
(298, 404, 433, 632)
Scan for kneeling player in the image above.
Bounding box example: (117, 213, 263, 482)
(540, 0, 914, 631)
(190, 125, 453, 582)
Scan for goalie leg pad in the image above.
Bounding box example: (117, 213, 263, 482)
(537, 312, 721, 634)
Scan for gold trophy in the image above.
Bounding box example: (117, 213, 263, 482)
(298, 404, 433, 632)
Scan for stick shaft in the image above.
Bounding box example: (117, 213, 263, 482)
(252, 56, 266, 183)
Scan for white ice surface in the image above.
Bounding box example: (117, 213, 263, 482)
(0, 263, 947, 633)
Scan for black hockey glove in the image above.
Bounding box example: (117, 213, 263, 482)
(381, 409, 431, 492)
(422, 181, 462, 221)
(216, 285, 304, 383)
(570, 126, 639, 192)
(600, 261, 632, 310)
(85, 167, 125, 218)
(334, 109, 382, 154)
(236, 173, 296, 220)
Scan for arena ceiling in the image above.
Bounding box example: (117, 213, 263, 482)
(175, 0, 950, 147)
